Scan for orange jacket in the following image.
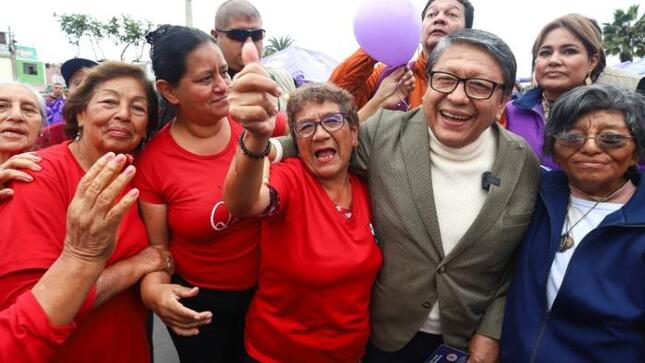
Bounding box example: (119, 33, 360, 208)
(329, 49, 428, 110)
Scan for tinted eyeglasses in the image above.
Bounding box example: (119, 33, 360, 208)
(429, 71, 503, 100)
(216, 28, 266, 42)
(555, 131, 634, 150)
(293, 112, 347, 139)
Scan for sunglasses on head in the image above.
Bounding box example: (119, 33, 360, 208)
(217, 28, 266, 42)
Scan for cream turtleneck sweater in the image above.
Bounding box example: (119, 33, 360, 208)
(420, 126, 498, 335)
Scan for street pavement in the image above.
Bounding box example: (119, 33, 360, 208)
(153, 314, 180, 363)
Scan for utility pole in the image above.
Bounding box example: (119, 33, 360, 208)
(8, 27, 17, 81)
(185, 0, 193, 27)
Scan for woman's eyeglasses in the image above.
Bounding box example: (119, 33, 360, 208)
(216, 28, 266, 42)
(555, 131, 634, 150)
(293, 112, 347, 139)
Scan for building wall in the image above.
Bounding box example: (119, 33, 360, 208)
(16, 59, 45, 86)
(0, 57, 12, 82)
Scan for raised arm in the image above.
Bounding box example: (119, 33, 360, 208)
(329, 48, 383, 109)
(225, 63, 282, 218)
(358, 66, 415, 122)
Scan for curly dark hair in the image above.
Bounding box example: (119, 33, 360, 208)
(286, 83, 359, 136)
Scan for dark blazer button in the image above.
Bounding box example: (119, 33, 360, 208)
(438, 266, 446, 273)
(421, 301, 432, 309)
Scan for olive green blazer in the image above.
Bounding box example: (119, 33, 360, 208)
(351, 108, 539, 351)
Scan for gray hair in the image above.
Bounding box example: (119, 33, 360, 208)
(544, 84, 645, 159)
(427, 29, 516, 97)
(0, 81, 47, 124)
(215, 0, 262, 29)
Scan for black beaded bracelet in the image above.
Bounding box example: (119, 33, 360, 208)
(238, 130, 271, 160)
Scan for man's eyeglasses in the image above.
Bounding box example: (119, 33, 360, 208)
(555, 131, 634, 150)
(216, 28, 266, 42)
(429, 71, 503, 100)
(292, 112, 347, 139)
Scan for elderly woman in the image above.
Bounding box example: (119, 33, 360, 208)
(0, 82, 46, 199)
(502, 84, 645, 362)
(240, 29, 539, 363)
(0, 61, 170, 363)
(225, 80, 382, 362)
(504, 13, 604, 169)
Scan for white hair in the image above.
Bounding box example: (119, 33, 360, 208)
(0, 81, 47, 124)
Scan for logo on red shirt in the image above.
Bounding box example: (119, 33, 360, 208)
(209, 201, 236, 231)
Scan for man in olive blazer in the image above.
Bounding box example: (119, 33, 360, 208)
(348, 29, 540, 362)
(351, 107, 539, 353)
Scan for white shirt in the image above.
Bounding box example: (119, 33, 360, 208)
(546, 196, 623, 310)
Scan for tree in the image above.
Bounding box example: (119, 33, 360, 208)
(56, 13, 105, 59)
(603, 5, 645, 62)
(105, 15, 154, 62)
(55, 13, 154, 62)
(263, 36, 294, 57)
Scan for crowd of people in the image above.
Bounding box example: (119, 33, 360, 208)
(0, 0, 643, 362)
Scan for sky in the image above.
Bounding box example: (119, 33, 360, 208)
(0, 0, 640, 78)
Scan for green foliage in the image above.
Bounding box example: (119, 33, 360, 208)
(603, 4, 645, 62)
(55, 13, 154, 62)
(263, 35, 295, 57)
(57, 13, 92, 47)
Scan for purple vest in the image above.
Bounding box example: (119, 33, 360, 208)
(505, 88, 559, 169)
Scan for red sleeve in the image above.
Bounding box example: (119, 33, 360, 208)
(133, 138, 166, 204)
(0, 155, 97, 327)
(0, 164, 68, 278)
(329, 48, 383, 109)
(0, 291, 76, 363)
(271, 112, 288, 137)
(267, 160, 302, 217)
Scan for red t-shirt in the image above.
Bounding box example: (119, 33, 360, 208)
(35, 122, 67, 150)
(134, 115, 287, 290)
(245, 158, 383, 363)
(0, 291, 75, 362)
(0, 142, 150, 363)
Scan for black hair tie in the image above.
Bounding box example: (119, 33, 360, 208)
(145, 25, 171, 45)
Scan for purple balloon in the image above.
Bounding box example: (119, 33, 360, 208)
(353, 0, 421, 66)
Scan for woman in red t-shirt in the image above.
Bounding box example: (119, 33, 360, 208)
(136, 25, 285, 363)
(0, 62, 171, 363)
(225, 76, 382, 362)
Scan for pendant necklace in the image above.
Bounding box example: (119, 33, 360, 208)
(559, 181, 628, 253)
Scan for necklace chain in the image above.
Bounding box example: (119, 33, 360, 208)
(541, 92, 553, 121)
(559, 180, 628, 252)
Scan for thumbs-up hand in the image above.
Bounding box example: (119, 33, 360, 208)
(229, 42, 282, 139)
(241, 39, 261, 65)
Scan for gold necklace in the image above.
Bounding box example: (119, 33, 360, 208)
(559, 181, 628, 252)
